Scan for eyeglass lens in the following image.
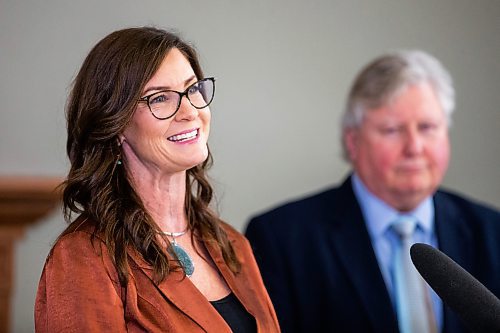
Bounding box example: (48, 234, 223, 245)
(148, 78, 215, 119)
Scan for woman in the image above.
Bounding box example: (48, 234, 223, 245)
(35, 27, 280, 333)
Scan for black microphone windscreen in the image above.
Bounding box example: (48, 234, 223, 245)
(410, 243, 500, 333)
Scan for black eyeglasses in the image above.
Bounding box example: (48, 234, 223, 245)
(138, 77, 215, 120)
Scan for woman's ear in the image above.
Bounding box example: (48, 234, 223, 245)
(117, 134, 125, 146)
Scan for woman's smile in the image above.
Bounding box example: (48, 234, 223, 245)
(167, 128, 199, 143)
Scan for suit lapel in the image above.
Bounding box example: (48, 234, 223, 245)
(434, 192, 474, 271)
(327, 177, 399, 333)
(434, 192, 474, 333)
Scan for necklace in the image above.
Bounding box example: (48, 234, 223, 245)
(162, 229, 195, 277)
(163, 230, 187, 238)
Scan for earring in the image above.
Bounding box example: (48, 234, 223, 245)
(116, 140, 123, 165)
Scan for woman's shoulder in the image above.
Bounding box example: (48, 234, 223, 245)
(219, 221, 246, 242)
(43, 215, 121, 283)
(218, 221, 253, 256)
(63, 214, 98, 234)
(49, 215, 106, 259)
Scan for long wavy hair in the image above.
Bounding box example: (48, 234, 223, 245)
(60, 26, 240, 286)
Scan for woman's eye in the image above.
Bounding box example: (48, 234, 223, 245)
(188, 84, 201, 95)
(150, 93, 169, 104)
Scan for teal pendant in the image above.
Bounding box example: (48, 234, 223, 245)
(169, 243, 195, 277)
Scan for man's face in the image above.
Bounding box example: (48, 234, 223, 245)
(345, 82, 450, 211)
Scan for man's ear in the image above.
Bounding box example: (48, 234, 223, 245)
(344, 128, 359, 161)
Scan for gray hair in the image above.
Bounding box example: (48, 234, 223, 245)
(341, 50, 455, 160)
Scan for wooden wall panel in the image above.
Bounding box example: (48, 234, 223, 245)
(0, 177, 62, 333)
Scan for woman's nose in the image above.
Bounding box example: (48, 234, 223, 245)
(175, 95, 198, 121)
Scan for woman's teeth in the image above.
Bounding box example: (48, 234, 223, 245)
(168, 129, 198, 142)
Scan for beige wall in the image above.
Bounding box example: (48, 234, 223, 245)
(1, 0, 499, 331)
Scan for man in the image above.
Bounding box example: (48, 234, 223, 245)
(245, 50, 500, 333)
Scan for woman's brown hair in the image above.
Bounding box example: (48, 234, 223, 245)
(61, 26, 240, 286)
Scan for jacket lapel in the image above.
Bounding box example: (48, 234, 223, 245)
(204, 237, 265, 331)
(127, 247, 231, 332)
(434, 192, 474, 333)
(327, 177, 399, 333)
(204, 239, 244, 301)
(434, 192, 474, 272)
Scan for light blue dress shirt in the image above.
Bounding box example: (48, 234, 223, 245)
(351, 173, 443, 330)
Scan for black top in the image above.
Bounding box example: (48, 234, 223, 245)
(210, 293, 256, 333)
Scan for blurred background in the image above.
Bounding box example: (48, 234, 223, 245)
(1, 0, 499, 331)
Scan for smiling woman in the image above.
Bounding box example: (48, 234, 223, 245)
(120, 48, 212, 176)
(34, 27, 280, 333)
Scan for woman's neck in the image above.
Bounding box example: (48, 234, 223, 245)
(128, 168, 189, 233)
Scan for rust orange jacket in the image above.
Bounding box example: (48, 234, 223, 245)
(35, 217, 280, 332)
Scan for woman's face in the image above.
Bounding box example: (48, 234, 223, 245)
(119, 48, 211, 177)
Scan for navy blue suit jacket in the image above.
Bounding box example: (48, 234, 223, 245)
(245, 176, 500, 333)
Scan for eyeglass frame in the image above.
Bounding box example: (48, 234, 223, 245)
(137, 77, 216, 120)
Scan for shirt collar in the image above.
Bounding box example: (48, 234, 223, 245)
(351, 173, 434, 238)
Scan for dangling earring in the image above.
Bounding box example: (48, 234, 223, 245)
(116, 140, 123, 165)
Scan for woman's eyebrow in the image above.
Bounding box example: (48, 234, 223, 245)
(142, 75, 197, 95)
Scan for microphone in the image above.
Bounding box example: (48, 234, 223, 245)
(410, 243, 500, 333)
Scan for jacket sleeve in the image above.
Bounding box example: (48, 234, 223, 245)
(245, 216, 297, 333)
(34, 231, 127, 333)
